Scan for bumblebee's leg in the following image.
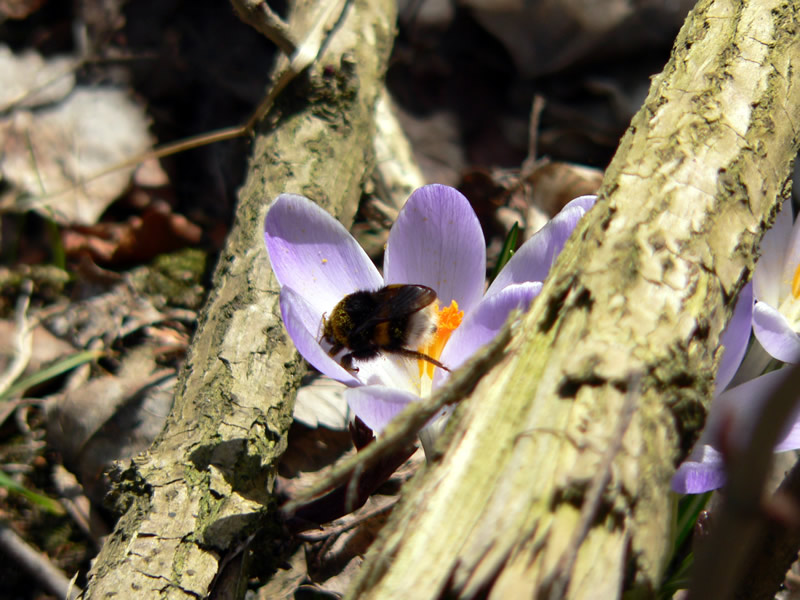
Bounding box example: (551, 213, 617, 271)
(341, 349, 382, 373)
(340, 352, 358, 373)
(326, 341, 344, 358)
(393, 348, 450, 372)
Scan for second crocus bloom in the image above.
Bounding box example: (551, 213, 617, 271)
(753, 202, 800, 363)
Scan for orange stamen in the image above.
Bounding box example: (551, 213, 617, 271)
(419, 300, 464, 378)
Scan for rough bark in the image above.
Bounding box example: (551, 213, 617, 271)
(79, 1, 397, 598)
(348, 0, 800, 598)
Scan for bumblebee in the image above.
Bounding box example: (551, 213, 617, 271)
(321, 284, 450, 373)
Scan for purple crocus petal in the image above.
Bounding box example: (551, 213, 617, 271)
(486, 195, 596, 297)
(754, 202, 793, 306)
(437, 282, 543, 378)
(561, 194, 598, 213)
(674, 368, 800, 493)
(753, 301, 800, 363)
(346, 385, 419, 433)
(384, 184, 486, 314)
(775, 417, 800, 452)
(280, 287, 360, 386)
(671, 445, 726, 493)
(715, 281, 753, 394)
(265, 194, 383, 317)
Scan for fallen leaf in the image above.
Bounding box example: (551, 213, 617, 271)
(61, 199, 203, 265)
(0, 0, 47, 20)
(44, 276, 166, 347)
(526, 160, 603, 217)
(0, 87, 152, 225)
(0, 44, 75, 111)
(45, 346, 174, 500)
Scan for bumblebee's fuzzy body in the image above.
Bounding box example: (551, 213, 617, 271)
(321, 284, 448, 373)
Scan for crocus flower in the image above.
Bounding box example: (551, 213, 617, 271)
(673, 271, 800, 493)
(752, 202, 800, 363)
(264, 184, 595, 441)
(671, 365, 800, 494)
(674, 202, 800, 493)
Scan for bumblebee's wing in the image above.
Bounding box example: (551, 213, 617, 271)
(352, 284, 437, 335)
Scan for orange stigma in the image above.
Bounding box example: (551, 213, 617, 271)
(793, 263, 800, 300)
(419, 300, 463, 378)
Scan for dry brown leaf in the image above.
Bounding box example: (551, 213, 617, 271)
(254, 546, 307, 600)
(0, 87, 152, 225)
(44, 277, 166, 347)
(45, 347, 174, 499)
(61, 199, 203, 265)
(0, 44, 76, 111)
(526, 160, 603, 216)
(0, 0, 47, 20)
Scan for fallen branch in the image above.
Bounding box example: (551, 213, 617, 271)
(79, 1, 397, 597)
(347, 0, 800, 597)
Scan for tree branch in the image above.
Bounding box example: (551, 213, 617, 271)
(347, 0, 800, 598)
(79, 1, 397, 597)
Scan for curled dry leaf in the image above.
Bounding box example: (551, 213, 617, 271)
(45, 348, 175, 500)
(0, 87, 152, 225)
(459, 161, 602, 251)
(0, 44, 75, 111)
(524, 160, 603, 235)
(61, 199, 203, 265)
(0, 0, 47, 20)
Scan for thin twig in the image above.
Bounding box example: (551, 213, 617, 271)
(23, 0, 352, 210)
(52, 465, 109, 550)
(244, 0, 351, 131)
(524, 94, 547, 169)
(297, 497, 398, 542)
(0, 521, 81, 599)
(230, 0, 298, 56)
(283, 314, 519, 516)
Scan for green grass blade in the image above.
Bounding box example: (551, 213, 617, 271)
(0, 349, 103, 401)
(0, 470, 64, 515)
(490, 221, 520, 283)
